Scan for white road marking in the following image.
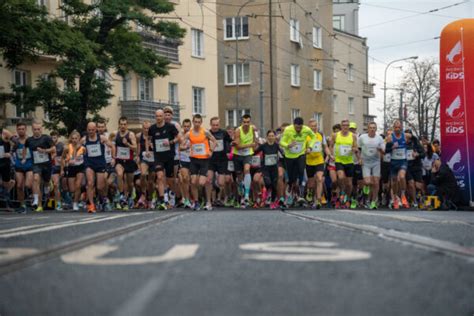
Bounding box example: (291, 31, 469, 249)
(0, 216, 107, 234)
(0, 214, 143, 238)
(61, 244, 199, 265)
(288, 211, 474, 261)
(0, 248, 39, 262)
(336, 210, 433, 222)
(240, 241, 371, 262)
(113, 276, 167, 316)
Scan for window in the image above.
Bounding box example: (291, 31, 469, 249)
(122, 75, 131, 101)
(191, 29, 204, 58)
(313, 69, 322, 91)
(347, 63, 354, 81)
(226, 109, 250, 127)
(291, 64, 300, 87)
(333, 94, 338, 113)
(225, 63, 250, 85)
(290, 19, 300, 42)
(313, 112, 323, 131)
(291, 109, 301, 121)
(193, 87, 205, 114)
(348, 97, 355, 114)
(13, 69, 29, 118)
(312, 26, 322, 48)
(169, 83, 178, 105)
(138, 78, 153, 101)
(333, 15, 345, 31)
(224, 17, 249, 40)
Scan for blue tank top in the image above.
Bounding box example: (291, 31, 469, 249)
(84, 134, 106, 166)
(391, 132, 407, 161)
(14, 141, 33, 169)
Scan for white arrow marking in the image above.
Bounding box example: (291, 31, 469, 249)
(0, 247, 39, 262)
(240, 241, 371, 262)
(61, 244, 199, 265)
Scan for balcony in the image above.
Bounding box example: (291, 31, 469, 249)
(363, 82, 376, 98)
(120, 98, 181, 126)
(139, 30, 181, 65)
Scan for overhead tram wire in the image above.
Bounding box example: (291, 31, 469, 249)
(371, 36, 441, 51)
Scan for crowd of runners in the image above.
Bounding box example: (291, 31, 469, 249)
(0, 105, 448, 213)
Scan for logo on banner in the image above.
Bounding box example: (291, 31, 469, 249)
(446, 95, 464, 119)
(447, 150, 465, 173)
(446, 41, 464, 65)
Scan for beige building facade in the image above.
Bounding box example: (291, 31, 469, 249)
(0, 0, 219, 132)
(216, 0, 334, 136)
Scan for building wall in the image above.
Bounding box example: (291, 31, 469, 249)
(217, 0, 334, 136)
(333, 0, 359, 35)
(332, 30, 369, 132)
(0, 0, 219, 132)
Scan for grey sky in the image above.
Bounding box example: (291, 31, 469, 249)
(359, 0, 474, 121)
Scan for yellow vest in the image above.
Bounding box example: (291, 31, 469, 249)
(233, 126, 254, 156)
(306, 133, 324, 166)
(335, 131, 354, 164)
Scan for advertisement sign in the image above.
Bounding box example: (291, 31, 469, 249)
(440, 19, 474, 207)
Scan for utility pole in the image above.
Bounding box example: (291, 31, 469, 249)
(269, 0, 275, 128)
(259, 60, 264, 136)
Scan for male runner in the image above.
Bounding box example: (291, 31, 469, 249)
(12, 122, 33, 212)
(136, 121, 155, 208)
(51, 131, 64, 210)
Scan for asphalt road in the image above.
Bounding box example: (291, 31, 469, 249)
(0, 208, 473, 316)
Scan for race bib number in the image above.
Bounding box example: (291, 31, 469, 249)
(289, 142, 303, 154)
(228, 161, 235, 172)
(407, 149, 415, 161)
(383, 153, 391, 163)
(155, 139, 170, 153)
(238, 147, 251, 156)
(251, 155, 261, 167)
(142, 152, 155, 163)
(70, 155, 84, 166)
(105, 147, 112, 162)
(87, 144, 102, 157)
(423, 159, 432, 170)
(117, 146, 131, 160)
(16, 148, 31, 160)
(33, 151, 49, 164)
(339, 145, 351, 156)
(215, 139, 224, 152)
(192, 143, 206, 156)
(54, 156, 61, 165)
(264, 154, 278, 166)
(365, 147, 377, 156)
(312, 142, 322, 153)
(392, 148, 406, 160)
(0, 146, 4, 159)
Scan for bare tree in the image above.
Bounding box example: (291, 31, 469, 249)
(386, 58, 440, 140)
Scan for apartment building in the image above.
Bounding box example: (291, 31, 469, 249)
(216, 0, 334, 136)
(332, 0, 375, 132)
(0, 0, 219, 131)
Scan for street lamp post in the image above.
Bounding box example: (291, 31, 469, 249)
(383, 56, 418, 131)
(235, 0, 254, 113)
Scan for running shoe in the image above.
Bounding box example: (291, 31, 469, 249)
(279, 197, 287, 210)
(312, 201, 322, 210)
(16, 205, 27, 214)
(193, 201, 200, 211)
(393, 197, 400, 210)
(158, 202, 167, 211)
(204, 202, 213, 211)
(55, 201, 63, 211)
(306, 191, 313, 203)
(350, 198, 358, 209)
(34, 205, 43, 212)
(370, 200, 377, 210)
(270, 200, 279, 210)
(286, 195, 294, 207)
(401, 195, 410, 209)
(363, 185, 370, 196)
(321, 195, 327, 206)
(87, 203, 96, 214)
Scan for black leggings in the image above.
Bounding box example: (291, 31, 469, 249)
(262, 166, 278, 200)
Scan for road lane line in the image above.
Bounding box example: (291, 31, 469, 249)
(0, 248, 39, 262)
(285, 211, 474, 261)
(113, 276, 167, 316)
(0, 216, 108, 234)
(0, 214, 143, 238)
(336, 210, 433, 222)
(0, 212, 189, 276)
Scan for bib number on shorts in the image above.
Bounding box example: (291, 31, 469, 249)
(265, 154, 278, 166)
(142, 152, 155, 163)
(117, 146, 131, 160)
(0, 146, 5, 159)
(407, 149, 415, 161)
(383, 153, 391, 163)
(251, 156, 261, 167)
(33, 151, 49, 164)
(238, 147, 251, 156)
(87, 144, 102, 157)
(155, 139, 170, 152)
(228, 161, 235, 172)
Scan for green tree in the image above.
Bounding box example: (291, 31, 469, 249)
(5, 0, 185, 134)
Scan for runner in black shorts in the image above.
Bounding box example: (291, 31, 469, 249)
(178, 119, 192, 208)
(24, 120, 56, 212)
(208, 117, 232, 206)
(50, 131, 64, 210)
(12, 122, 33, 212)
(0, 128, 14, 208)
(149, 109, 179, 210)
